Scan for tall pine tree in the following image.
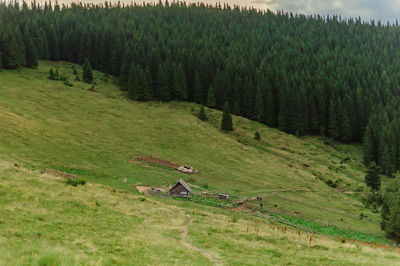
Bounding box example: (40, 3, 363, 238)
(82, 58, 94, 83)
(221, 102, 233, 132)
(206, 86, 217, 108)
(24, 26, 38, 68)
(365, 162, 381, 193)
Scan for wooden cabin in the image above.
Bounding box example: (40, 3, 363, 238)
(169, 179, 192, 198)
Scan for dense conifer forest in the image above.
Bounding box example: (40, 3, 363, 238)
(1, 1, 400, 176)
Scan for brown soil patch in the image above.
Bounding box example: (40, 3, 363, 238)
(136, 185, 152, 194)
(138, 156, 179, 169)
(137, 156, 198, 174)
(44, 168, 76, 179)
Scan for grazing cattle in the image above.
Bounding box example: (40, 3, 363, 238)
(274, 204, 278, 208)
(256, 196, 263, 201)
(238, 201, 244, 206)
(260, 203, 263, 208)
(123, 178, 127, 183)
(294, 211, 301, 216)
(340, 217, 344, 222)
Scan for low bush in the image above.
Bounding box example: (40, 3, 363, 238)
(63, 80, 73, 87)
(65, 178, 86, 187)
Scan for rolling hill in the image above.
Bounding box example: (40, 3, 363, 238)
(0, 62, 398, 264)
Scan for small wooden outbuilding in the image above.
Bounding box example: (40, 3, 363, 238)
(169, 179, 192, 198)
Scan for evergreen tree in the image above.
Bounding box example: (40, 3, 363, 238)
(363, 122, 376, 165)
(48, 24, 59, 60)
(128, 63, 150, 101)
(265, 89, 276, 127)
(173, 64, 187, 100)
(82, 58, 94, 83)
(381, 144, 395, 177)
(386, 208, 400, 242)
(381, 200, 391, 230)
(2, 25, 22, 69)
(277, 96, 288, 132)
(48, 67, 58, 80)
(29, 21, 44, 59)
(119, 49, 132, 90)
(198, 105, 207, 121)
(328, 100, 338, 139)
(365, 162, 381, 193)
(206, 86, 217, 108)
(340, 111, 352, 142)
(213, 69, 228, 107)
(221, 102, 233, 132)
(157, 64, 171, 101)
(23, 26, 38, 68)
(193, 71, 202, 104)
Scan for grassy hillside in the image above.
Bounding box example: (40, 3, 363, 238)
(0, 62, 397, 263)
(1, 160, 400, 265)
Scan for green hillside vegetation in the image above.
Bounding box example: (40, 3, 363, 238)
(3, 2, 400, 176)
(0, 62, 393, 241)
(2, 160, 400, 265)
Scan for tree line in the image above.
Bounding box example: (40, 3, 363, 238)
(2, 1, 400, 173)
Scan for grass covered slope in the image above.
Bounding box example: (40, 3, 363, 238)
(0, 62, 382, 237)
(1, 161, 400, 265)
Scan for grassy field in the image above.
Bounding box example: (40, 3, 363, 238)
(1, 160, 400, 265)
(0, 62, 398, 264)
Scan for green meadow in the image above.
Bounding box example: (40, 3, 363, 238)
(0, 62, 398, 264)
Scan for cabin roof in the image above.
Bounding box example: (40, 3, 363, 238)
(170, 179, 192, 193)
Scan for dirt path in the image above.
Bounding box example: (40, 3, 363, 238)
(180, 217, 221, 265)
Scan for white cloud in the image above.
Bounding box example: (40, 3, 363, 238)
(251, 0, 400, 22)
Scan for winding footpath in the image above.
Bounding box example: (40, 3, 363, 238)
(180, 217, 221, 265)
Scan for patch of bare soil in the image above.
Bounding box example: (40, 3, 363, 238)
(135, 185, 152, 194)
(44, 168, 76, 179)
(138, 156, 178, 169)
(137, 156, 198, 174)
(180, 217, 221, 264)
(135, 185, 165, 194)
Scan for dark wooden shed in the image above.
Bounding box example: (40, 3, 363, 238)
(169, 179, 192, 198)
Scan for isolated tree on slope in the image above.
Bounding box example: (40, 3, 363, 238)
(198, 105, 207, 121)
(221, 102, 233, 132)
(82, 58, 94, 83)
(365, 162, 381, 193)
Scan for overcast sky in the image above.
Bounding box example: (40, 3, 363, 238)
(253, 0, 400, 22)
(38, 0, 400, 23)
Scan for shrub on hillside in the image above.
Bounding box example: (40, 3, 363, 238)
(63, 80, 73, 87)
(198, 105, 207, 121)
(48, 67, 58, 80)
(65, 178, 86, 187)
